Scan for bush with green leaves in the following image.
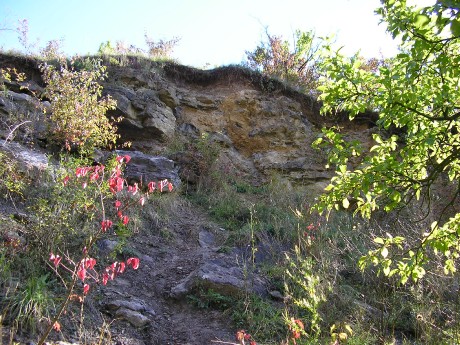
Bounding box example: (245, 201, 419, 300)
(314, 0, 460, 283)
(41, 58, 119, 153)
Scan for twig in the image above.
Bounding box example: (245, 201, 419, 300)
(3, 120, 32, 146)
(211, 339, 239, 345)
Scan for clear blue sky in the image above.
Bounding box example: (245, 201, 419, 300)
(0, 0, 432, 68)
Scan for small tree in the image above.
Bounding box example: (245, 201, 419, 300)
(144, 33, 180, 59)
(245, 29, 321, 93)
(314, 0, 460, 283)
(41, 58, 120, 153)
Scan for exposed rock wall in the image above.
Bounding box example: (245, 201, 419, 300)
(0, 54, 376, 186)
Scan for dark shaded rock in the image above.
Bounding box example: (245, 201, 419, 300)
(116, 150, 181, 188)
(170, 259, 266, 299)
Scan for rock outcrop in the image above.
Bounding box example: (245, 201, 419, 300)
(0, 53, 377, 187)
(104, 63, 336, 184)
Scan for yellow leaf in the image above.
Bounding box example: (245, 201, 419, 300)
(339, 332, 348, 340)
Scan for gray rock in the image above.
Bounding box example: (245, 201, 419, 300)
(269, 290, 285, 301)
(158, 88, 179, 109)
(104, 297, 155, 327)
(116, 150, 181, 188)
(198, 230, 215, 248)
(115, 307, 150, 327)
(143, 102, 176, 139)
(106, 84, 176, 140)
(106, 299, 156, 316)
(170, 259, 266, 299)
(0, 140, 50, 180)
(97, 239, 118, 253)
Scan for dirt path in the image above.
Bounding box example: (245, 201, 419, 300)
(96, 199, 236, 345)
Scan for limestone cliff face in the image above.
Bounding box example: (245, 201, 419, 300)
(102, 62, 355, 185)
(0, 54, 376, 186)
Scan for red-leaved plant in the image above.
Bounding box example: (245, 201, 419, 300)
(235, 329, 257, 345)
(38, 155, 172, 345)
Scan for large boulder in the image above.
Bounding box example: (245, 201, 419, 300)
(116, 150, 181, 188)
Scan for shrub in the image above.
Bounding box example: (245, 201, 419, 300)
(245, 29, 322, 93)
(40, 58, 119, 153)
(144, 33, 180, 60)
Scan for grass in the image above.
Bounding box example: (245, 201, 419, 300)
(177, 148, 460, 344)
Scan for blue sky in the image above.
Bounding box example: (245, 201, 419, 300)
(0, 0, 432, 68)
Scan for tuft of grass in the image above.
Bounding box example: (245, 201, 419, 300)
(187, 287, 234, 311)
(5, 273, 54, 333)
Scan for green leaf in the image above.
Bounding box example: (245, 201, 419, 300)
(414, 14, 430, 29)
(374, 237, 385, 245)
(451, 19, 460, 36)
(381, 247, 389, 258)
(345, 324, 353, 335)
(342, 198, 350, 209)
(383, 265, 391, 276)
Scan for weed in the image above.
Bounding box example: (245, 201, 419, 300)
(187, 287, 234, 310)
(232, 293, 285, 342)
(6, 273, 54, 333)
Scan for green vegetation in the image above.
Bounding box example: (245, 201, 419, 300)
(2, 0, 460, 343)
(245, 29, 322, 93)
(314, 0, 460, 284)
(41, 58, 119, 154)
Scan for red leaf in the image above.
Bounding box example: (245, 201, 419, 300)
(84, 257, 97, 269)
(77, 266, 86, 281)
(122, 215, 129, 225)
(124, 155, 131, 163)
(90, 172, 99, 181)
(83, 283, 90, 295)
(110, 262, 118, 271)
(127, 257, 140, 270)
(101, 219, 113, 232)
(52, 321, 61, 332)
(117, 261, 126, 274)
(102, 272, 109, 285)
(116, 177, 124, 192)
(129, 183, 138, 195)
(294, 319, 305, 330)
(148, 181, 156, 193)
(50, 253, 62, 268)
(115, 200, 122, 209)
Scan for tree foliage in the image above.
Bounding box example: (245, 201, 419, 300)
(245, 29, 321, 93)
(314, 0, 460, 283)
